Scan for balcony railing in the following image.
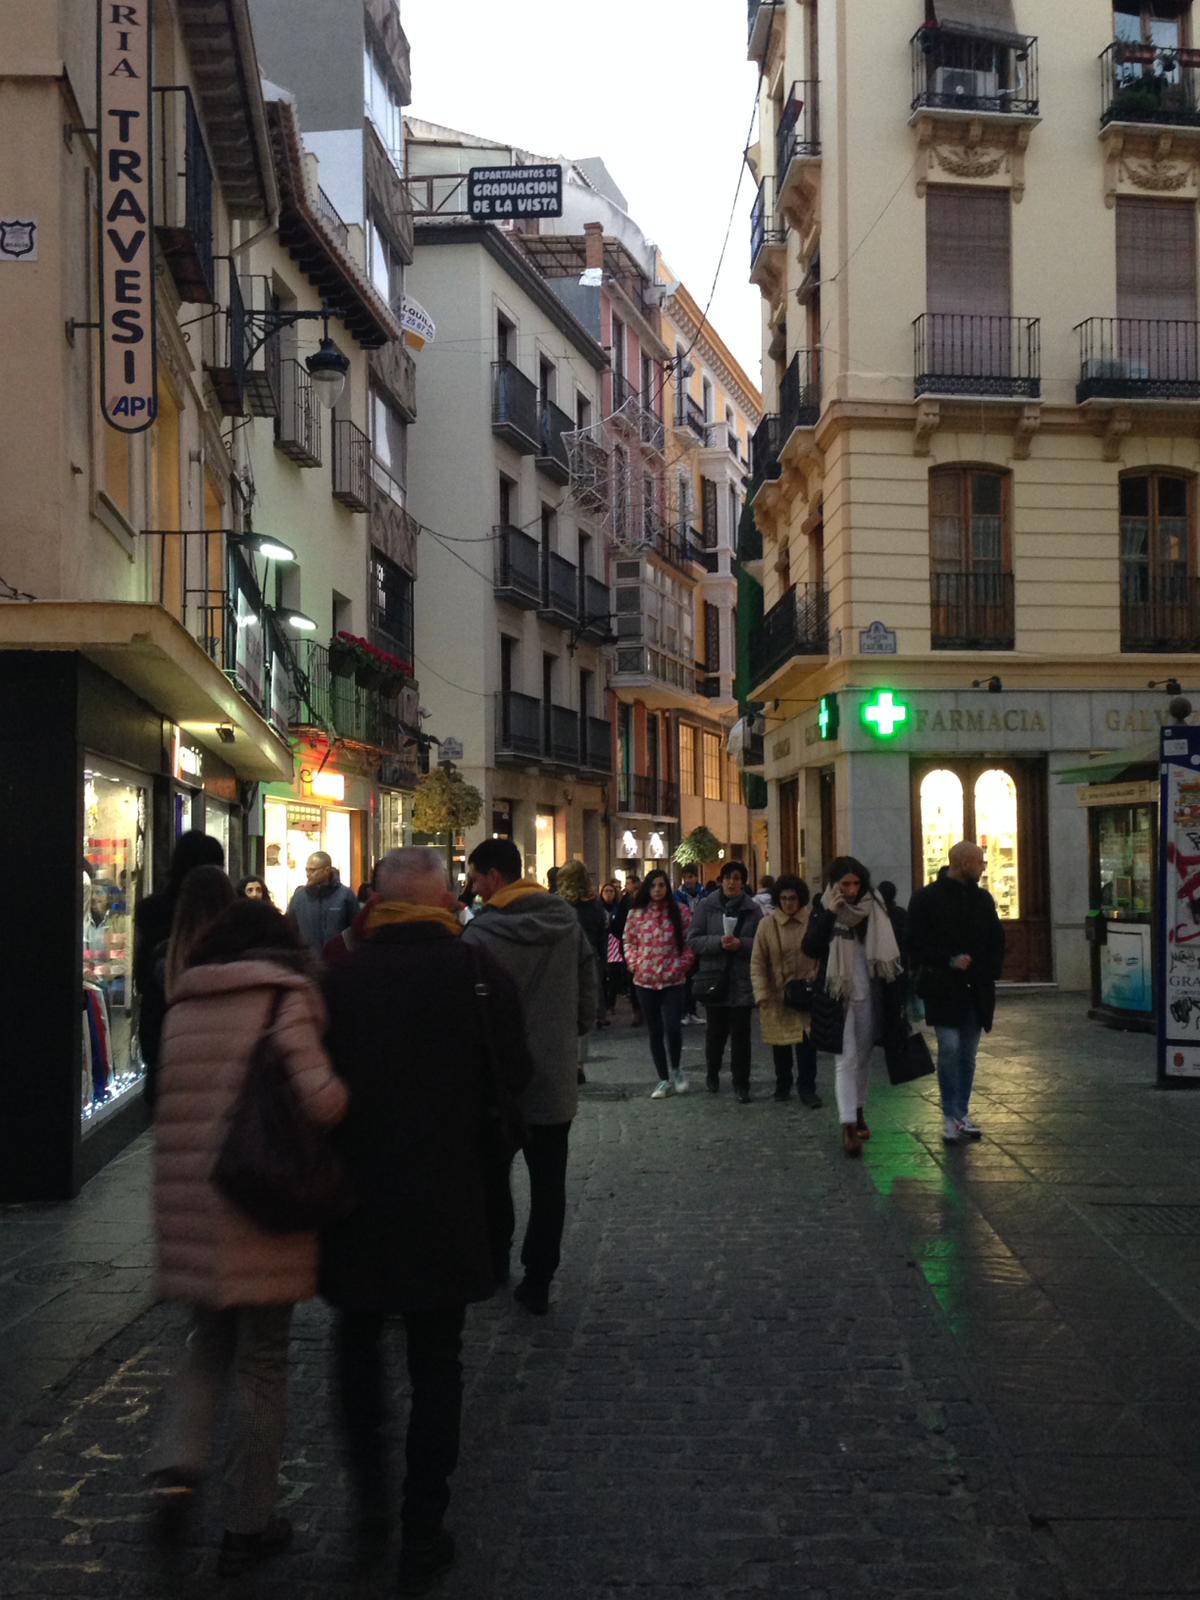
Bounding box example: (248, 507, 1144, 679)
(749, 583, 829, 687)
(611, 372, 639, 417)
(611, 644, 696, 692)
(914, 314, 1041, 400)
(548, 703, 581, 765)
(1075, 318, 1200, 402)
(495, 525, 543, 609)
(639, 404, 666, 454)
(332, 419, 370, 511)
(274, 359, 322, 466)
(691, 529, 720, 574)
(204, 258, 247, 416)
(491, 360, 540, 453)
(1101, 40, 1200, 129)
(539, 551, 579, 627)
(292, 641, 413, 751)
(1121, 572, 1200, 651)
(911, 25, 1039, 118)
(583, 716, 613, 774)
(780, 348, 822, 432)
(931, 571, 1015, 651)
(617, 775, 680, 816)
(536, 398, 573, 483)
(750, 413, 785, 495)
(154, 87, 214, 303)
(579, 574, 611, 636)
(777, 80, 821, 176)
(751, 180, 785, 269)
(747, 0, 782, 62)
(316, 186, 350, 252)
(497, 690, 542, 759)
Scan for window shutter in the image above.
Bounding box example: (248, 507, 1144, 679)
(1116, 199, 1197, 322)
(702, 478, 718, 544)
(926, 189, 1011, 316)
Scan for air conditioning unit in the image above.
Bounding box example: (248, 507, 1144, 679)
(935, 66, 996, 101)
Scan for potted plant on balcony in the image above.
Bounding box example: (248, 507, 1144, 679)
(328, 633, 357, 680)
(331, 631, 412, 691)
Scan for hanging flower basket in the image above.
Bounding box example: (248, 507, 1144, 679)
(333, 631, 411, 692)
(355, 662, 387, 690)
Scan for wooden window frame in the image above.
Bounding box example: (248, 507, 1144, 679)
(1119, 467, 1195, 579)
(929, 465, 1012, 575)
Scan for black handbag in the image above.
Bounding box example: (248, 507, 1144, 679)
(782, 977, 818, 1011)
(212, 988, 350, 1234)
(807, 985, 845, 1054)
(885, 1027, 936, 1086)
(692, 907, 746, 1006)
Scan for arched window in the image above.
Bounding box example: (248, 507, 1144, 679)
(920, 769, 964, 888)
(1119, 470, 1193, 649)
(974, 768, 1020, 920)
(929, 467, 1013, 649)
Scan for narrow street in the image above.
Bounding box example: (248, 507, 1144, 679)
(3, 998, 1198, 1598)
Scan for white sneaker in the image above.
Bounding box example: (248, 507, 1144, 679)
(650, 1079, 674, 1099)
(942, 1116, 963, 1142)
(958, 1113, 983, 1139)
(672, 1069, 689, 1095)
(680, 1014, 693, 1026)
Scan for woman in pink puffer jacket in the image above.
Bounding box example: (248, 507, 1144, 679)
(622, 869, 695, 1099)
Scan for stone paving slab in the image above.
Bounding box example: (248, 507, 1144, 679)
(2, 996, 1200, 1597)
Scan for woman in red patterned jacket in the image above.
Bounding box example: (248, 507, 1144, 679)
(623, 870, 695, 1099)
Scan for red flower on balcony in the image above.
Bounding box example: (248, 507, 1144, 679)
(330, 631, 413, 688)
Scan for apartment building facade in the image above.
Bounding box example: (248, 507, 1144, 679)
(745, 0, 1200, 992)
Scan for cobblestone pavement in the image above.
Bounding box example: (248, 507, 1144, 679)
(3, 996, 1200, 1598)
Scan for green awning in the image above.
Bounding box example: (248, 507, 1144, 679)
(1055, 740, 1160, 785)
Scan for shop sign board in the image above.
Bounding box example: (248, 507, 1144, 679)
(233, 587, 265, 707)
(1157, 724, 1200, 1080)
(467, 164, 563, 219)
(1077, 780, 1158, 809)
(97, 0, 157, 433)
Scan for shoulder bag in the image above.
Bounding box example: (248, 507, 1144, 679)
(885, 1025, 936, 1086)
(692, 908, 745, 1006)
(212, 988, 350, 1235)
(465, 945, 528, 1164)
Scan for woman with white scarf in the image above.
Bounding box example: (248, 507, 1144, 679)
(802, 857, 901, 1158)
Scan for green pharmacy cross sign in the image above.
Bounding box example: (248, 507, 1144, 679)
(817, 693, 839, 740)
(861, 689, 909, 739)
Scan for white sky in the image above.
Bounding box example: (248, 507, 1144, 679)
(404, 0, 764, 387)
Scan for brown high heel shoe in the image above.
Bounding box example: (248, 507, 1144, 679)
(855, 1108, 871, 1141)
(841, 1123, 863, 1159)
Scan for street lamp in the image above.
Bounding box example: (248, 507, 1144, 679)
(305, 335, 350, 410)
(278, 608, 318, 632)
(232, 532, 296, 563)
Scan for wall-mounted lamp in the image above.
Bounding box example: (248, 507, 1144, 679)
(305, 335, 350, 409)
(1149, 678, 1183, 697)
(217, 725, 236, 745)
(278, 608, 318, 632)
(232, 532, 296, 563)
(971, 675, 1003, 694)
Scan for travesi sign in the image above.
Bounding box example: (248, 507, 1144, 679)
(97, 1, 157, 432)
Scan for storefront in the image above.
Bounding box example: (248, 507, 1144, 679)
(261, 758, 373, 906)
(614, 821, 674, 883)
(764, 686, 1172, 995)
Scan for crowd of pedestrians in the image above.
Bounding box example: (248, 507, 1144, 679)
(131, 827, 1003, 1592)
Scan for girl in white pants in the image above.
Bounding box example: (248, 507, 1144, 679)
(803, 857, 901, 1159)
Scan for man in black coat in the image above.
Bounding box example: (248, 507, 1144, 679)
(908, 841, 1005, 1145)
(320, 848, 531, 1592)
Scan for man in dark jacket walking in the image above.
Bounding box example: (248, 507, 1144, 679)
(287, 852, 358, 956)
(687, 860, 763, 1102)
(321, 848, 531, 1592)
(462, 839, 598, 1315)
(908, 841, 1005, 1144)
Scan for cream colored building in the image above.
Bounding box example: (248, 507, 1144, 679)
(745, 0, 1200, 989)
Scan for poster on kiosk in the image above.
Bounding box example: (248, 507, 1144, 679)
(1158, 722, 1200, 1083)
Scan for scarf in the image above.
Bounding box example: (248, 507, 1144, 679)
(488, 878, 547, 910)
(823, 887, 900, 1001)
(365, 900, 462, 937)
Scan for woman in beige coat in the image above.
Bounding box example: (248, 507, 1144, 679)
(149, 899, 347, 1577)
(751, 875, 823, 1108)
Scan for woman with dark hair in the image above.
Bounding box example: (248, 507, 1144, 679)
(135, 831, 226, 1098)
(803, 856, 901, 1157)
(751, 874, 822, 1107)
(598, 879, 627, 1023)
(236, 875, 271, 904)
(164, 866, 236, 997)
(148, 899, 346, 1576)
(622, 869, 695, 1097)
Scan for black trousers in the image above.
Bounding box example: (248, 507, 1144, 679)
(704, 1005, 753, 1088)
(334, 1305, 466, 1535)
(635, 983, 686, 1078)
(488, 1121, 572, 1288)
(772, 1040, 817, 1094)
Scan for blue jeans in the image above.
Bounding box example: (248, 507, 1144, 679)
(934, 1006, 982, 1122)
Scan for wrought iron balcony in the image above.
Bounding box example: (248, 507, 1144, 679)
(316, 186, 350, 252)
(780, 349, 821, 433)
(497, 690, 542, 760)
(750, 414, 784, 495)
(579, 575, 611, 637)
(274, 359, 322, 466)
(1101, 40, 1200, 129)
(749, 583, 829, 687)
(617, 775, 679, 817)
(155, 87, 214, 303)
(539, 551, 579, 628)
(914, 314, 1041, 400)
(332, 419, 370, 512)
(1075, 318, 1200, 402)
(911, 25, 1039, 117)
(931, 571, 1015, 651)
(583, 716, 613, 774)
(777, 80, 821, 178)
(494, 525, 543, 609)
(204, 258, 247, 417)
(547, 703, 581, 765)
(751, 180, 785, 273)
(290, 640, 414, 751)
(611, 372, 639, 421)
(491, 360, 540, 453)
(747, 0, 782, 63)
(536, 398, 573, 484)
(639, 404, 666, 454)
(1121, 572, 1200, 651)
(674, 392, 708, 440)
(696, 668, 723, 698)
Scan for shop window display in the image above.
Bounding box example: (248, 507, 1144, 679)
(1098, 803, 1153, 914)
(919, 768, 964, 888)
(263, 798, 354, 908)
(975, 768, 1020, 920)
(82, 766, 148, 1123)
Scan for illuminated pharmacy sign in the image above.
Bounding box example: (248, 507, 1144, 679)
(861, 690, 910, 740)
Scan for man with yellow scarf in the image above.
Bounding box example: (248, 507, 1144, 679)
(462, 838, 599, 1317)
